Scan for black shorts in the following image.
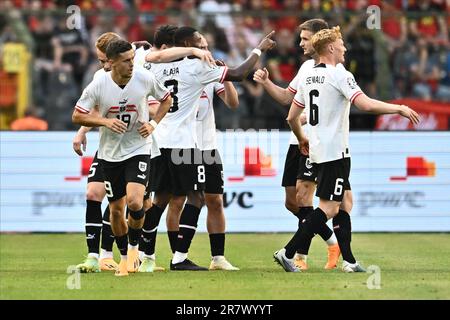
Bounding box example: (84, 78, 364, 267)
(315, 157, 351, 202)
(100, 154, 151, 202)
(203, 149, 224, 194)
(281, 145, 317, 186)
(144, 181, 152, 200)
(150, 148, 205, 196)
(281, 145, 301, 187)
(297, 154, 317, 182)
(87, 152, 104, 183)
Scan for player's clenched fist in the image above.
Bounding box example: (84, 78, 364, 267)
(138, 122, 154, 138)
(257, 31, 277, 52)
(253, 68, 269, 84)
(106, 118, 128, 134)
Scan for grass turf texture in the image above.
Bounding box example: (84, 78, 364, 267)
(1, 233, 449, 300)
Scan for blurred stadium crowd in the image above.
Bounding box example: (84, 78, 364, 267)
(0, 0, 449, 130)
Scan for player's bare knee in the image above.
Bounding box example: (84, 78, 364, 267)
(284, 200, 297, 214)
(341, 191, 353, 213)
(171, 196, 186, 212)
(206, 195, 223, 214)
(85, 186, 105, 202)
(186, 191, 205, 208)
(127, 197, 143, 212)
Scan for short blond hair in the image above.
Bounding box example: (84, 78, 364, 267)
(311, 26, 342, 55)
(95, 32, 121, 53)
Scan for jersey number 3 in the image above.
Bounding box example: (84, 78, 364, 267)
(164, 79, 179, 113)
(309, 89, 319, 126)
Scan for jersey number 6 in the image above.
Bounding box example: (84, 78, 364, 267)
(309, 89, 319, 126)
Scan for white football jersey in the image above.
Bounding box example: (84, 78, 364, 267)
(287, 60, 315, 145)
(196, 82, 224, 151)
(150, 57, 227, 149)
(133, 47, 152, 69)
(293, 63, 363, 164)
(75, 68, 170, 162)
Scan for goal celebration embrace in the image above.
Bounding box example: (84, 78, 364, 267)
(1, 1, 449, 302)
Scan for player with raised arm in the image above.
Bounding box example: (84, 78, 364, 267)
(72, 40, 172, 276)
(158, 34, 240, 271)
(253, 19, 339, 270)
(274, 27, 420, 272)
(138, 26, 275, 271)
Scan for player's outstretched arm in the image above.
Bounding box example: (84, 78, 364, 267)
(253, 68, 295, 105)
(146, 47, 215, 67)
(225, 31, 276, 82)
(286, 103, 309, 156)
(72, 110, 127, 134)
(353, 94, 420, 125)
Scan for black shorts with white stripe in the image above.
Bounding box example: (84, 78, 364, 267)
(315, 157, 351, 202)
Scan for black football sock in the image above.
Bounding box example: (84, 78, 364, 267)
(101, 205, 115, 252)
(85, 200, 102, 255)
(115, 234, 128, 256)
(285, 208, 327, 259)
(167, 231, 179, 253)
(127, 208, 144, 246)
(333, 210, 356, 263)
(295, 207, 314, 255)
(139, 205, 164, 256)
(175, 204, 201, 253)
(209, 233, 225, 257)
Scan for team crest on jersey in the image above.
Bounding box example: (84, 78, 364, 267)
(119, 98, 128, 113)
(305, 158, 313, 169)
(143, 62, 152, 70)
(347, 77, 357, 89)
(138, 161, 147, 172)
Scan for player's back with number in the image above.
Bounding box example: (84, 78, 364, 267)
(150, 57, 227, 148)
(295, 64, 362, 164)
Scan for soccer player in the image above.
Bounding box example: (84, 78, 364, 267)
(73, 32, 121, 273)
(274, 27, 420, 272)
(139, 26, 275, 271)
(73, 31, 217, 273)
(253, 19, 339, 270)
(162, 34, 240, 271)
(72, 39, 172, 276)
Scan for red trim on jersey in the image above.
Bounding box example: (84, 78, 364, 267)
(160, 91, 171, 101)
(219, 66, 228, 84)
(148, 100, 160, 105)
(293, 99, 305, 108)
(75, 105, 90, 114)
(350, 91, 363, 103)
(126, 105, 137, 112)
(288, 86, 297, 94)
(215, 88, 225, 95)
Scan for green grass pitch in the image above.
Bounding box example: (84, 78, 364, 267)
(1, 233, 449, 300)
